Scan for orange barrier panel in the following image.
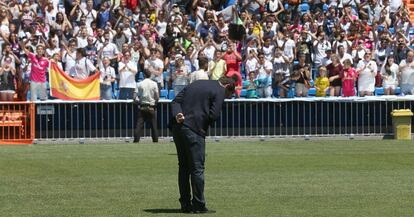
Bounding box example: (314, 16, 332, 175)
(0, 102, 35, 145)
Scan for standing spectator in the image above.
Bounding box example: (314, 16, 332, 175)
(398, 51, 414, 95)
(313, 31, 332, 69)
(118, 51, 138, 99)
(62, 39, 78, 75)
(272, 47, 290, 98)
(144, 48, 164, 90)
(381, 55, 398, 95)
(0, 57, 16, 101)
(327, 54, 343, 96)
(357, 51, 377, 96)
(22, 44, 49, 101)
(70, 48, 99, 80)
(134, 69, 159, 143)
(243, 71, 258, 98)
(338, 45, 353, 65)
(314, 66, 330, 97)
(190, 57, 209, 84)
(208, 50, 226, 80)
(99, 57, 116, 100)
(172, 54, 189, 95)
(255, 51, 273, 98)
(342, 59, 358, 97)
(223, 42, 242, 97)
(292, 54, 312, 97)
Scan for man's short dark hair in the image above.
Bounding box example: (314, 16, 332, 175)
(144, 69, 152, 78)
(198, 57, 209, 70)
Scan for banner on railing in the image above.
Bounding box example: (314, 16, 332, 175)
(49, 62, 100, 100)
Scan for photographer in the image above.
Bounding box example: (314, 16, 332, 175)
(292, 54, 312, 97)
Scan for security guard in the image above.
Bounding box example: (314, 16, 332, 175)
(134, 69, 159, 143)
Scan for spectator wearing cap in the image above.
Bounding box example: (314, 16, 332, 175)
(21, 44, 49, 101)
(118, 51, 138, 99)
(356, 51, 377, 96)
(398, 51, 414, 95)
(172, 54, 190, 95)
(321, 48, 333, 66)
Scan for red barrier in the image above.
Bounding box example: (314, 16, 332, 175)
(0, 102, 35, 145)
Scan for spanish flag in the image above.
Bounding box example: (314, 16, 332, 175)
(49, 62, 100, 100)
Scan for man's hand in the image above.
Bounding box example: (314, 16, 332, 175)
(176, 113, 185, 124)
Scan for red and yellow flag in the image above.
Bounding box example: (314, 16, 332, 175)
(49, 62, 100, 100)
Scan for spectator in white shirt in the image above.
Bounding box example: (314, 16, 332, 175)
(69, 48, 98, 80)
(118, 51, 138, 99)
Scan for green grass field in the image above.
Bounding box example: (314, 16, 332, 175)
(1, 140, 414, 217)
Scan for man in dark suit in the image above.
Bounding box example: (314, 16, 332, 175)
(170, 74, 237, 213)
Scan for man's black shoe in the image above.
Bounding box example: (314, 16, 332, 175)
(193, 207, 216, 214)
(181, 205, 193, 213)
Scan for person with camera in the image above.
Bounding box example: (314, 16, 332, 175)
(134, 69, 159, 143)
(292, 54, 312, 97)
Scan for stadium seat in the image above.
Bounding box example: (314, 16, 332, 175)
(375, 87, 384, 96)
(309, 79, 314, 88)
(160, 89, 168, 99)
(287, 87, 295, 98)
(240, 89, 247, 98)
(272, 87, 279, 98)
(299, 3, 310, 15)
(389, 27, 395, 34)
(308, 88, 316, 97)
(138, 72, 144, 81)
(395, 87, 401, 95)
(168, 89, 175, 99)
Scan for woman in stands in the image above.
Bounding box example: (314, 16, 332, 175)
(326, 54, 343, 96)
(0, 57, 16, 101)
(223, 41, 242, 97)
(381, 55, 398, 95)
(357, 51, 377, 96)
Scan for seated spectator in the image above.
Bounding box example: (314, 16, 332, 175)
(314, 66, 330, 97)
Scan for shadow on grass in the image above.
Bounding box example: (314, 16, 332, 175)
(143, 208, 183, 214)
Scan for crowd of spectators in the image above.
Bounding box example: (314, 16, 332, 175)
(0, 0, 413, 101)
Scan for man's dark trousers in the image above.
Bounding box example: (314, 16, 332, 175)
(172, 123, 206, 210)
(134, 107, 158, 142)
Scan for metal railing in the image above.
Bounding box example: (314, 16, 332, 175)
(33, 96, 414, 141)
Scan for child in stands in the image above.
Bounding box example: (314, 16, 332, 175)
(314, 66, 330, 97)
(342, 59, 358, 97)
